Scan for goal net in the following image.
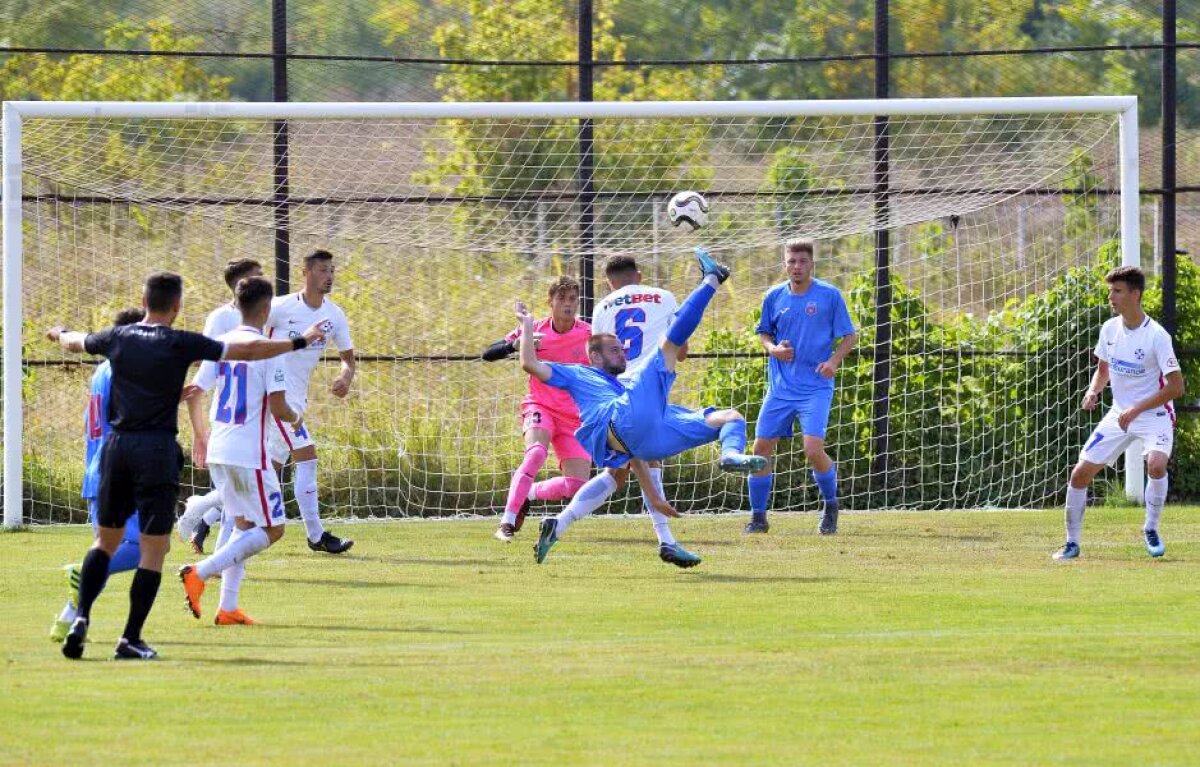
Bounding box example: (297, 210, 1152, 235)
(2, 98, 1139, 524)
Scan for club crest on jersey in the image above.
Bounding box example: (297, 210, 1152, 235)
(805, 301, 818, 316)
(1135, 348, 1145, 360)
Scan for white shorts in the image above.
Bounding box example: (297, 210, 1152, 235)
(209, 463, 287, 528)
(267, 417, 316, 465)
(1079, 408, 1174, 466)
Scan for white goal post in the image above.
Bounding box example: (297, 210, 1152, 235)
(2, 96, 1141, 528)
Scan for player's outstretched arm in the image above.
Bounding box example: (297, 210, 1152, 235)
(1081, 360, 1110, 411)
(515, 301, 552, 382)
(45, 327, 89, 353)
(226, 321, 326, 361)
(480, 338, 517, 361)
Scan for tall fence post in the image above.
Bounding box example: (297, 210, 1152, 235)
(1161, 0, 1177, 337)
(272, 0, 291, 296)
(871, 0, 893, 498)
(577, 0, 595, 320)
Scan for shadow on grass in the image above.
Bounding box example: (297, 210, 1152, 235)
(684, 573, 837, 584)
(253, 576, 448, 589)
(581, 536, 739, 548)
(263, 623, 472, 635)
(353, 556, 497, 568)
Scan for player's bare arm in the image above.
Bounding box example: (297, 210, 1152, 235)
(268, 390, 302, 429)
(185, 390, 210, 469)
(331, 349, 356, 399)
(759, 332, 794, 362)
(817, 333, 858, 378)
(628, 459, 679, 518)
(226, 321, 326, 361)
(46, 327, 88, 353)
(1117, 370, 1185, 431)
(1081, 360, 1110, 411)
(515, 301, 553, 382)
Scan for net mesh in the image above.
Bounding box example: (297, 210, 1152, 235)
(13, 105, 1123, 522)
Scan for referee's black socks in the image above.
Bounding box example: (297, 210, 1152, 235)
(76, 548, 112, 620)
(122, 568, 162, 644)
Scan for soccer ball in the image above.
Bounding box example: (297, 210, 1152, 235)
(667, 191, 709, 231)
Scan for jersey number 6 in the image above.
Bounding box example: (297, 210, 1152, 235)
(614, 307, 646, 360)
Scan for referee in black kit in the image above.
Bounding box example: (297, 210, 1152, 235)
(48, 272, 327, 660)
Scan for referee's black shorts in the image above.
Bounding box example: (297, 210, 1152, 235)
(97, 431, 184, 536)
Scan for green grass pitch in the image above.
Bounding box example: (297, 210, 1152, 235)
(2, 508, 1198, 765)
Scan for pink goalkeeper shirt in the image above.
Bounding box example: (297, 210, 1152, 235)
(506, 317, 591, 417)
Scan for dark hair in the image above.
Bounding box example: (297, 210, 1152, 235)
(602, 255, 639, 279)
(223, 258, 262, 290)
(548, 275, 581, 300)
(112, 307, 145, 327)
(785, 239, 815, 257)
(1105, 265, 1145, 296)
(144, 272, 183, 313)
(588, 333, 619, 357)
(303, 249, 334, 269)
(235, 276, 275, 315)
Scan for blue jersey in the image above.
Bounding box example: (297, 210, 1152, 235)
(544, 363, 628, 467)
(755, 278, 855, 397)
(82, 361, 113, 499)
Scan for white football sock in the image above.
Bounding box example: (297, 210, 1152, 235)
(190, 488, 222, 514)
(58, 601, 78, 623)
(555, 472, 618, 537)
(703, 274, 720, 289)
(642, 468, 676, 546)
(213, 509, 235, 552)
(1145, 474, 1168, 532)
(196, 526, 270, 580)
(218, 560, 246, 613)
(1065, 485, 1087, 544)
(294, 459, 325, 542)
(201, 504, 223, 527)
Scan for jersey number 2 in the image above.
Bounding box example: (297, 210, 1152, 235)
(215, 362, 248, 424)
(614, 308, 646, 360)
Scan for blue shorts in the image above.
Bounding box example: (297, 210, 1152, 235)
(610, 351, 722, 463)
(755, 389, 834, 440)
(87, 497, 141, 543)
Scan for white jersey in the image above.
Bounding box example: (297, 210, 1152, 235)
(196, 326, 287, 470)
(591, 284, 679, 366)
(194, 303, 243, 386)
(1094, 315, 1181, 416)
(265, 292, 353, 411)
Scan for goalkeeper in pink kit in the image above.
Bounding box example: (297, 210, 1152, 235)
(482, 276, 592, 541)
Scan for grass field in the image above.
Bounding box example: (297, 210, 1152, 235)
(2, 508, 1198, 766)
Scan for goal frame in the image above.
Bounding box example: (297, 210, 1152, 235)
(1, 96, 1141, 527)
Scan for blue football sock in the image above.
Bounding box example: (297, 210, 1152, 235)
(665, 282, 716, 347)
(108, 540, 141, 574)
(813, 465, 838, 505)
(718, 419, 747, 455)
(748, 474, 773, 520)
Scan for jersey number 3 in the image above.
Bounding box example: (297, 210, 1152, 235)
(215, 362, 249, 424)
(614, 307, 646, 360)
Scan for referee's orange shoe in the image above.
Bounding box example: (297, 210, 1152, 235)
(178, 565, 205, 619)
